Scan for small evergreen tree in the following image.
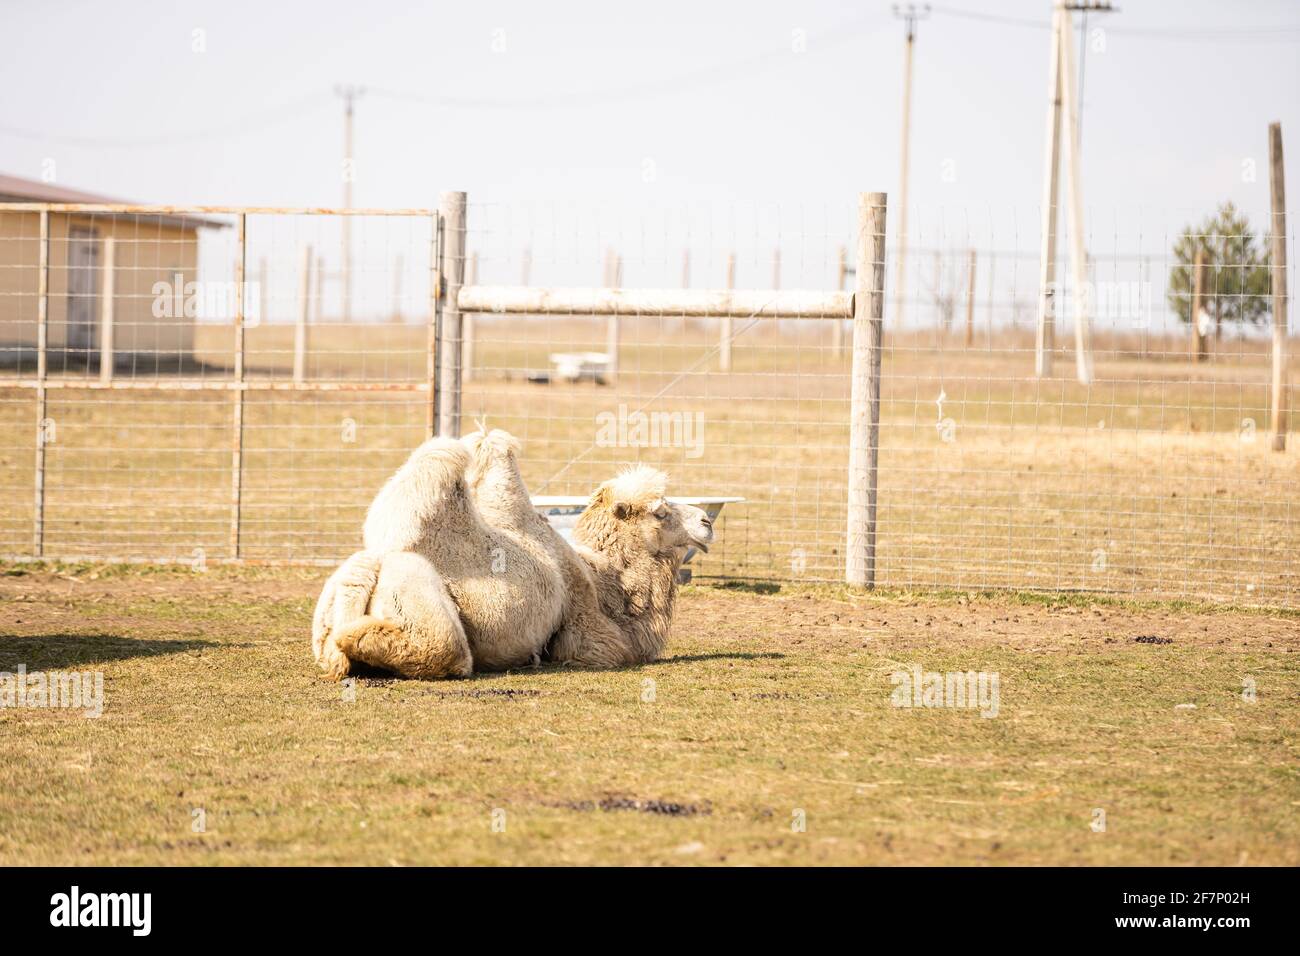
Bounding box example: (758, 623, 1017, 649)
(1167, 201, 1271, 337)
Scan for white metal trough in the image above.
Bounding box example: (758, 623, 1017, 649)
(548, 351, 611, 384)
(532, 495, 744, 582)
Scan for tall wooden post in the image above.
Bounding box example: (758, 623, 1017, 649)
(436, 191, 467, 437)
(1036, 6, 1064, 378)
(258, 256, 268, 326)
(462, 251, 478, 383)
(32, 209, 49, 557)
(1190, 247, 1206, 363)
(847, 192, 888, 588)
(313, 254, 324, 325)
(391, 252, 404, 323)
(986, 252, 996, 349)
(833, 245, 848, 357)
(294, 244, 312, 383)
(964, 248, 977, 348)
(230, 214, 247, 559)
(603, 247, 621, 381)
(1269, 121, 1289, 452)
(426, 216, 438, 438)
(99, 236, 115, 384)
(720, 253, 735, 372)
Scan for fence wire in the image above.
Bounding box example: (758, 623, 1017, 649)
(0, 200, 1294, 607)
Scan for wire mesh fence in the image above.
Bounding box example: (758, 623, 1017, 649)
(0, 198, 1294, 607)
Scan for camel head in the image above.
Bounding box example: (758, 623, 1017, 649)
(578, 464, 714, 563)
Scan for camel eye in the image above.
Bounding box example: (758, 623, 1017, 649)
(653, 503, 670, 519)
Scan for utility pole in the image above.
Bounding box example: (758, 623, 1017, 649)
(892, 3, 929, 328)
(1035, 2, 1063, 377)
(1036, 2, 1115, 384)
(335, 84, 365, 322)
(1269, 121, 1289, 452)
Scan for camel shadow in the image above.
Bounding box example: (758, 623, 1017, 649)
(0, 634, 223, 671)
(350, 651, 787, 686)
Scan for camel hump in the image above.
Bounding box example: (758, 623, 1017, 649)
(462, 427, 522, 461)
(362, 438, 473, 551)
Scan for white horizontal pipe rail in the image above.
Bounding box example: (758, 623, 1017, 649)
(2, 379, 430, 392)
(457, 285, 853, 319)
(1, 202, 435, 217)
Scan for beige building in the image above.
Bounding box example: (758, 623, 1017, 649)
(0, 173, 225, 372)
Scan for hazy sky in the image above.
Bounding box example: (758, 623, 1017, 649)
(3, 0, 1298, 290)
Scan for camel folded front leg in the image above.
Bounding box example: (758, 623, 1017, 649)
(545, 551, 635, 668)
(313, 550, 385, 681)
(334, 551, 474, 679)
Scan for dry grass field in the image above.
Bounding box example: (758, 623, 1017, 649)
(1, 563, 1297, 866)
(1, 323, 1296, 866)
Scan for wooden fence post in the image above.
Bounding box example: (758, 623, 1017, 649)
(603, 247, 621, 381)
(1270, 121, 1289, 452)
(1191, 247, 1206, 363)
(313, 253, 323, 325)
(258, 256, 268, 326)
(99, 236, 115, 383)
(294, 244, 312, 383)
(847, 192, 888, 588)
(720, 253, 735, 372)
(426, 215, 439, 438)
(436, 191, 467, 438)
(986, 252, 996, 350)
(964, 248, 977, 348)
(834, 245, 848, 358)
(33, 209, 49, 557)
(391, 252, 405, 323)
(230, 213, 247, 559)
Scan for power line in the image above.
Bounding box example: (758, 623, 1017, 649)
(891, 4, 930, 328)
(0, 92, 331, 148)
(929, 4, 1300, 40)
(5, 7, 1296, 151)
(369, 14, 884, 111)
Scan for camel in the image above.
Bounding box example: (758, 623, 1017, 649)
(311, 428, 713, 680)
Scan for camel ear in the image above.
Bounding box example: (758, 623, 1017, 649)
(612, 501, 632, 520)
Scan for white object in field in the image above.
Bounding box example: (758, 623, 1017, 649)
(532, 495, 743, 567)
(549, 351, 612, 383)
